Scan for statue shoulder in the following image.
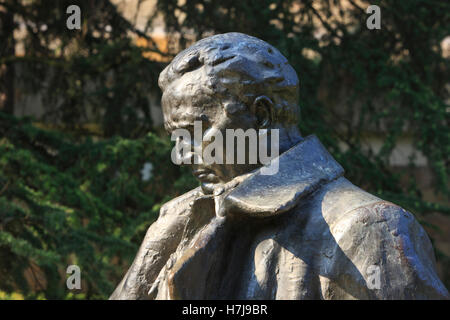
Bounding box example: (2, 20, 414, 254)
(326, 181, 432, 264)
(330, 193, 423, 246)
(317, 177, 416, 233)
(330, 198, 449, 299)
(159, 186, 203, 219)
(311, 178, 449, 298)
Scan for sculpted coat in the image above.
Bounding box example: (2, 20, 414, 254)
(111, 135, 449, 299)
(110, 33, 449, 300)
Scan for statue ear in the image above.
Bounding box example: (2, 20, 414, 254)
(251, 96, 274, 129)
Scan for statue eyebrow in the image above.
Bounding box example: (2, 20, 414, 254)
(166, 122, 195, 132)
(165, 113, 209, 133)
(177, 123, 194, 129)
(164, 122, 172, 131)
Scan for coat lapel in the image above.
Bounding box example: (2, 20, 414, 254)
(223, 135, 344, 217)
(162, 135, 345, 299)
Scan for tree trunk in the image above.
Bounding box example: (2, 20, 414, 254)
(0, 6, 15, 115)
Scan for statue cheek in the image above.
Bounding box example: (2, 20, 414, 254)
(202, 126, 225, 166)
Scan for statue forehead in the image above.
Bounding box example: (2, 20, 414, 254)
(162, 69, 216, 108)
(161, 75, 222, 128)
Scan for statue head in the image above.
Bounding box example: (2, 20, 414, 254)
(158, 32, 302, 194)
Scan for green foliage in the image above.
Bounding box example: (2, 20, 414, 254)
(154, 0, 449, 210)
(1, 0, 165, 138)
(0, 0, 449, 298)
(0, 113, 197, 298)
(154, 0, 450, 287)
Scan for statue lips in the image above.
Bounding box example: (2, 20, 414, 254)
(192, 168, 218, 182)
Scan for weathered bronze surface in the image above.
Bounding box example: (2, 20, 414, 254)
(110, 33, 449, 300)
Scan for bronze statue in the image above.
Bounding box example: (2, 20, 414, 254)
(110, 33, 449, 299)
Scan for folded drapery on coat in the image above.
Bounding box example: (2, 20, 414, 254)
(111, 135, 450, 300)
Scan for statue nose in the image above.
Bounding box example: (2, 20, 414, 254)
(175, 137, 203, 165)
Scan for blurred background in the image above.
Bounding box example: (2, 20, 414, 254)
(0, 0, 448, 299)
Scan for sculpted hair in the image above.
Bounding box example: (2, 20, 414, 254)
(158, 32, 300, 125)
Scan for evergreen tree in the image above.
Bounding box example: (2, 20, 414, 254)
(0, 0, 448, 298)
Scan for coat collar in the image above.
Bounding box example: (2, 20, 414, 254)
(222, 135, 344, 217)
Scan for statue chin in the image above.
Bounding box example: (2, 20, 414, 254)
(200, 182, 216, 195)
